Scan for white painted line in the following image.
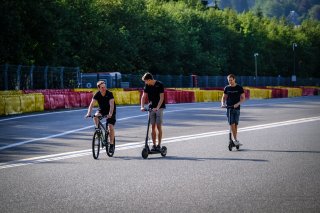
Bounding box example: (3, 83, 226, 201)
(1, 97, 316, 122)
(1, 116, 319, 170)
(0, 107, 217, 151)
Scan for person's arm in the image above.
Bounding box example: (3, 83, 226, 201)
(156, 93, 164, 110)
(221, 93, 227, 107)
(234, 93, 245, 108)
(85, 98, 96, 117)
(108, 99, 114, 118)
(140, 92, 147, 111)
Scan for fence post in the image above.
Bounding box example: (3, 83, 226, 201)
(115, 73, 118, 88)
(30, 65, 34, 89)
(4, 63, 9, 90)
(205, 75, 208, 88)
(76, 67, 80, 88)
(60, 67, 64, 89)
(44, 66, 48, 89)
(16, 65, 22, 90)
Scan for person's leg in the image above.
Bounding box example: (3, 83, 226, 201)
(108, 124, 115, 144)
(150, 111, 157, 147)
(234, 110, 240, 141)
(233, 110, 242, 145)
(155, 109, 164, 148)
(228, 109, 236, 140)
(151, 124, 157, 147)
(231, 123, 237, 141)
(157, 124, 162, 146)
(94, 112, 101, 128)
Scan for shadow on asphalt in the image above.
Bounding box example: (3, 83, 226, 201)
(240, 149, 320, 154)
(113, 155, 268, 162)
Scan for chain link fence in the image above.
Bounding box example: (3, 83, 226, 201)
(1, 64, 319, 90)
(0, 64, 80, 90)
(122, 74, 319, 88)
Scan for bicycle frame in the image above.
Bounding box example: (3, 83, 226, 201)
(94, 115, 109, 140)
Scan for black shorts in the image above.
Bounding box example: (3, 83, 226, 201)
(97, 110, 116, 126)
(227, 109, 240, 125)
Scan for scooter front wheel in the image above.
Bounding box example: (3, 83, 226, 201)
(142, 148, 148, 159)
(160, 146, 167, 157)
(228, 143, 233, 151)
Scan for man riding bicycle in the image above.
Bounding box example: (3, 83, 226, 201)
(85, 81, 116, 153)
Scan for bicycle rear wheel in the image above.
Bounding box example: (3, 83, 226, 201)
(92, 131, 101, 159)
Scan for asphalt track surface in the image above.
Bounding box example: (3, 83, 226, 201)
(0, 96, 320, 213)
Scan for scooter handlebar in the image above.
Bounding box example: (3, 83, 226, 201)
(143, 107, 153, 112)
(221, 105, 234, 109)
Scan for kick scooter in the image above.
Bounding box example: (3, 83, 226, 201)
(141, 107, 167, 159)
(225, 106, 240, 151)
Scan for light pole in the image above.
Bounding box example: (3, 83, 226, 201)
(254, 53, 259, 78)
(292, 42, 297, 78)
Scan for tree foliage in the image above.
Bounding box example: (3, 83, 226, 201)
(0, 0, 319, 77)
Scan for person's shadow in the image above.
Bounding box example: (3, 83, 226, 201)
(240, 149, 320, 154)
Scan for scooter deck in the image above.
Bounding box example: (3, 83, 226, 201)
(148, 150, 163, 154)
(146, 147, 165, 154)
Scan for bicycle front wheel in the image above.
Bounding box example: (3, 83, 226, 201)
(92, 131, 101, 159)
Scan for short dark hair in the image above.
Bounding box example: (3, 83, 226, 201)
(142, 72, 154, 81)
(97, 80, 106, 88)
(227, 74, 236, 79)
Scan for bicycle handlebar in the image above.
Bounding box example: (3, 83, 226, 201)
(86, 115, 108, 120)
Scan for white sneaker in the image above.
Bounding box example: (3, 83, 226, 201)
(233, 140, 243, 146)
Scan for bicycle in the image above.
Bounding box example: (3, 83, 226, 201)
(90, 115, 116, 159)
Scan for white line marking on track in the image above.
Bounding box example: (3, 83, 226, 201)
(0, 107, 219, 151)
(1, 116, 319, 170)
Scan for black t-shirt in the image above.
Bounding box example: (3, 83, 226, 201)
(93, 90, 116, 115)
(223, 84, 244, 110)
(144, 80, 166, 109)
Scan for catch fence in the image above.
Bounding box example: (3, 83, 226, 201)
(1, 64, 319, 90)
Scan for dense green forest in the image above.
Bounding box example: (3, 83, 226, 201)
(1, 0, 320, 77)
(204, 0, 320, 23)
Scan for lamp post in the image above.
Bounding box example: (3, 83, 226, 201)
(292, 43, 297, 80)
(254, 53, 259, 78)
